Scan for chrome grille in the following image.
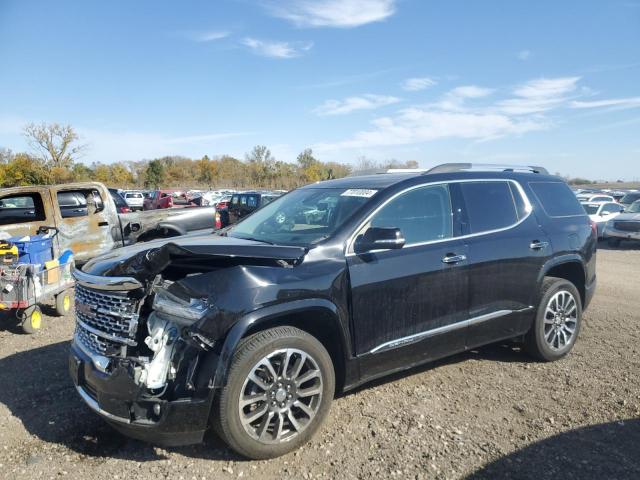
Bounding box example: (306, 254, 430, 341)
(74, 284, 140, 356)
(614, 221, 640, 233)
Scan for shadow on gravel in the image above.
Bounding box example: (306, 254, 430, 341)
(467, 419, 640, 480)
(345, 341, 531, 397)
(0, 341, 241, 463)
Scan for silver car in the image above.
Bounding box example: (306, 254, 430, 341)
(123, 191, 144, 211)
(603, 200, 640, 247)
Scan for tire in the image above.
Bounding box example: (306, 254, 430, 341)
(608, 237, 621, 248)
(214, 326, 335, 459)
(55, 289, 73, 317)
(21, 305, 43, 334)
(525, 277, 582, 362)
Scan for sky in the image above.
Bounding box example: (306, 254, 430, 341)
(0, 0, 639, 180)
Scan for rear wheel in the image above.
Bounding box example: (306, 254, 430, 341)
(21, 305, 43, 334)
(214, 326, 335, 459)
(55, 289, 73, 317)
(525, 277, 582, 361)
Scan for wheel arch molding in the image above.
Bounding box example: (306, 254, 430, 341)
(537, 255, 587, 305)
(212, 298, 352, 392)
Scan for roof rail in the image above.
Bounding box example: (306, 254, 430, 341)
(425, 163, 549, 175)
(386, 168, 429, 173)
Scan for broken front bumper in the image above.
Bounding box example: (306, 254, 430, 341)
(69, 339, 214, 446)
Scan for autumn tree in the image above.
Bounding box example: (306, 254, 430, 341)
(23, 122, 85, 169)
(145, 159, 165, 188)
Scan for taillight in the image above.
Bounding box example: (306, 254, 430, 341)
(167, 197, 173, 208)
(215, 212, 222, 229)
(120, 206, 131, 213)
(590, 220, 597, 238)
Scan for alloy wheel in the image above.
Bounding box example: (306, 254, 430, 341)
(238, 348, 323, 444)
(543, 290, 578, 351)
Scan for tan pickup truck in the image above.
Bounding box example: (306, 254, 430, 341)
(0, 182, 139, 262)
(0, 182, 217, 262)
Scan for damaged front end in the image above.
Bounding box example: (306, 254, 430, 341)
(69, 237, 306, 445)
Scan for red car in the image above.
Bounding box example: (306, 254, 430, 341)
(142, 190, 177, 210)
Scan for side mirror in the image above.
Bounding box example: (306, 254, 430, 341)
(355, 227, 405, 253)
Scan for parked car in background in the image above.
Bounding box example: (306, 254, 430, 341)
(619, 192, 640, 209)
(603, 199, 640, 247)
(108, 188, 131, 214)
(581, 201, 625, 238)
(123, 191, 145, 211)
(579, 194, 615, 203)
(216, 191, 281, 228)
(144, 190, 180, 210)
(69, 163, 596, 459)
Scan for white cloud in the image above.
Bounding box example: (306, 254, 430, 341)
(315, 108, 546, 151)
(570, 97, 640, 109)
(497, 76, 580, 115)
(401, 77, 437, 91)
(242, 37, 313, 58)
(449, 85, 494, 99)
(314, 77, 584, 151)
(517, 50, 531, 60)
(313, 94, 400, 115)
(189, 30, 230, 42)
(269, 0, 396, 28)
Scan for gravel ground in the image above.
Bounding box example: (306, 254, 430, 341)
(1, 246, 639, 480)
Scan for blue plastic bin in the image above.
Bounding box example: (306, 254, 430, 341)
(8, 235, 53, 268)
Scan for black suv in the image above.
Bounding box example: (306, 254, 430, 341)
(69, 164, 597, 459)
(218, 191, 282, 228)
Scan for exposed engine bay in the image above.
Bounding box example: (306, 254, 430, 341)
(73, 238, 308, 397)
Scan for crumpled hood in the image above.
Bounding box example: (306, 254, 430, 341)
(81, 233, 307, 282)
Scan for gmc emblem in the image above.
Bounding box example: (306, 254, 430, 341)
(76, 303, 95, 317)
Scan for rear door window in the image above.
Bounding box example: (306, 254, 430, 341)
(529, 182, 585, 217)
(57, 189, 105, 218)
(458, 181, 519, 234)
(0, 193, 46, 225)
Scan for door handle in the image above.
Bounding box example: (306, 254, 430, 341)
(530, 241, 549, 250)
(98, 221, 109, 227)
(442, 254, 467, 264)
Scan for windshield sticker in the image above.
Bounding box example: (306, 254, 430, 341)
(341, 189, 378, 198)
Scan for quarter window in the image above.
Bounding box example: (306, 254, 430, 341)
(529, 182, 585, 217)
(459, 181, 519, 234)
(367, 184, 453, 245)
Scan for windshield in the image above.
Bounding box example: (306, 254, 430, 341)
(621, 193, 640, 205)
(627, 200, 640, 213)
(228, 187, 374, 246)
(582, 204, 599, 215)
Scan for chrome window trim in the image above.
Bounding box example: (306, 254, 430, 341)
(345, 178, 533, 256)
(368, 307, 533, 354)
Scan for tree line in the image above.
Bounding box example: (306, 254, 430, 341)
(0, 123, 420, 190)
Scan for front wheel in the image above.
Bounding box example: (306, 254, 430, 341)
(525, 277, 582, 361)
(214, 326, 335, 459)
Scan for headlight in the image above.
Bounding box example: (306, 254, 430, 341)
(152, 288, 209, 322)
